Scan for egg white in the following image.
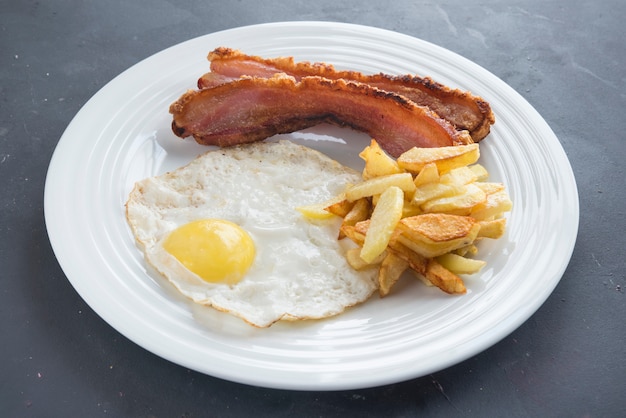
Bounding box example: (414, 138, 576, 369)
(126, 140, 378, 327)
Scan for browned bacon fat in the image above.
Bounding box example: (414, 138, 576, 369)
(200, 47, 495, 141)
(170, 74, 472, 158)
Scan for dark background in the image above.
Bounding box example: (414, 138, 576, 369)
(1, 1, 625, 416)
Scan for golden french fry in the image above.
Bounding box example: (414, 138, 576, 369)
(468, 164, 489, 181)
(435, 253, 486, 275)
(360, 186, 404, 263)
(343, 198, 371, 223)
(360, 139, 403, 179)
(325, 197, 355, 218)
(338, 198, 371, 239)
(345, 247, 368, 270)
(296, 193, 347, 220)
(474, 182, 505, 195)
(402, 199, 423, 218)
(454, 244, 478, 257)
(440, 166, 479, 186)
(386, 239, 428, 274)
(345, 173, 416, 202)
(411, 182, 461, 207)
(340, 224, 366, 246)
(378, 252, 409, 297)
(421, 183, 487, 215)
(423, 259, 467, 294)
(397, 144, 480, 174)
(344, 247, 386, 270)
(477, 218, 507, 239)
(413, 162, 439, 186)
(371, 194, 380, 206)
(470, 190, 513, 221)
(353, 219, 369, 236)
(396, 214, 481, 258)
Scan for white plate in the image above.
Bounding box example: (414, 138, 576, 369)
(44, 22, 578, 390)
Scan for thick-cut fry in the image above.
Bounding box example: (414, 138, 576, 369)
(470, 190, 513, 220)
(454, 244, 478, 257)
(360, 139, 403, 179)
(345, 247, 369, 270)
(440, 166, 479, 186)
(296, 193, 348, 220)
(350, 215, 429, 274)
(337, 198, 371, 238)
(436, 252, 486, 275)
(424, 259, 467, 294)
(386, 239, 428, 274)
(345, 173, 415, 202)
(396, 214, 481, 258)
(345, 247, 386, 270)
(402, 199, 422, 218)
(421, 183, 486, 215)
(412, 182, 461, 207)
(397, 143, 479, 174)
(343, 198, 371, 224)
(469, 163, 489, 181)
(324, 197, 355, 218)
(474, 181, 505, 195)
(340, 224, 366, 245)
(413, 162, 439, 186)
(360, 186, 404, 263)
(477, 218, 507, 239)
(378, 253, 410, 297)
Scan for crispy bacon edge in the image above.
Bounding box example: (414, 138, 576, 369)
(199, 47, 495, 141)
(169, 74, 472, 158)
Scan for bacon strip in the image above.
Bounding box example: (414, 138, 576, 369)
(200, 47, 495, 141)
(170, 74, 472, 158)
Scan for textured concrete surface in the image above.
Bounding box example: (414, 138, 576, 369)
(1, 1, 624, 416)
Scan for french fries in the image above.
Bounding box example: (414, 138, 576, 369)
(335, 198, 371, 239)
(378, 253, 409, 297)
(360, 186, 404, 263)
(435, 253, 486, 275)
(397, 143, 480, 173)
(345, 173, 415, 202)
(296, 193, 348, 220)
(360, 139, 404, 179)
(301, 139, 512, 297)
(396, 214, 481, 258)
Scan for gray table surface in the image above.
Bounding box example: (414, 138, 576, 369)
(2, 0, 625, 416)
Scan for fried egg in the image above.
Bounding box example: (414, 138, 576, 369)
(125, 140, 378, 327)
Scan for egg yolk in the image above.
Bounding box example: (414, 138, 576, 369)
(163, 219, 255, 284)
